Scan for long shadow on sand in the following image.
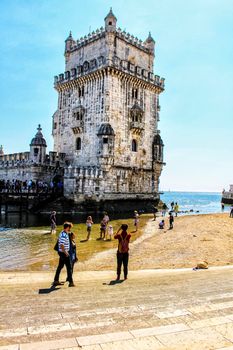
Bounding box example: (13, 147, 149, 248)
(38, 286, 61, 294)
(103, 280, 124, 286)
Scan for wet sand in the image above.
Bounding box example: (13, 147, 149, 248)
(80, 213, 233, 270)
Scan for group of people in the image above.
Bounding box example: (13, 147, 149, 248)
(53, 220, 132, 286)
(0, 178, 63, 194)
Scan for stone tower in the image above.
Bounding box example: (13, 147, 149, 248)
(30, 125, 47, 164)
(53, 9, 165, 206)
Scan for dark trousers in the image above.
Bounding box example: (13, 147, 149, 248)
(117, 252, 129, 278)
(54, 252, 73, 283)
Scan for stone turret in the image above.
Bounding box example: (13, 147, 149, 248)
(30, 125, 47, 164)
(65, 31, 75, 53)
(104, 7, 117, 32)
(153, 132, 164, 163)
(144, 32, 155, 53)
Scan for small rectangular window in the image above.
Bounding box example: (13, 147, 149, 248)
(103, 137, 108, 144)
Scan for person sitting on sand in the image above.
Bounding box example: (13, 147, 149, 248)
(159, 220, 165, 229)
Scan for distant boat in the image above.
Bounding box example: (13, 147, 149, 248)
(221, 185, 233, 204)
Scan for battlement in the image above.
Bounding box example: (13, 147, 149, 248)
(0, 152, 66, 168)
(66, 26, 152, 55)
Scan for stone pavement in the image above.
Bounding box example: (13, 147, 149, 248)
(1, 266, 233, 349)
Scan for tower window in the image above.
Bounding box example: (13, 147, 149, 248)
(103, 137, 108, 144)
(132, 88, 138, 99)
(34, 148, 39, 156)
(78, 86, 84, 97)
(76, 137, 81, 150)
(109, 21, 112, 25)
(132, 139, 137, 152)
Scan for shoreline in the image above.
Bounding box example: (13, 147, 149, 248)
(0, 212, 232, 273)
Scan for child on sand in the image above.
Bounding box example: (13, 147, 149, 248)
(107, 225, 114, 240)
(159, 220, 165, 229)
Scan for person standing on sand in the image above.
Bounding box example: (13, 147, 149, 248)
(152, 206, 158, 221)
(50, 211, 56, 234)
(86, 216, 93, 240)
(134, 210, 140, 231)
(174, 202, 179, 217)
(53, 222, 75, 287)
(169, 212, 174, 229)
(162, 203, 168, 217)
(114, 224, 131, 280)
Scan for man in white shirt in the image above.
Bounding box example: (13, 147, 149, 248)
(53, 222, 75, 287)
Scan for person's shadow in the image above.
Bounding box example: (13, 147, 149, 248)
(38, 285, 62, 294)
(103, 280, 124, 286)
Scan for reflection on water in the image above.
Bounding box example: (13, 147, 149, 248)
(0, 227, 59, 271)
(0, 211, 136, 272)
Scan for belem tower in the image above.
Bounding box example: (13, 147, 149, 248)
(0, 9, 165, 210)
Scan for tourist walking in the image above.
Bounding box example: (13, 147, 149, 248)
(169, 212, 174, 229)
(114, 224, 131, 280)
(53, 222, 75, 287)
(86, 216, 93, 240)
(134, 210, 140, 231)
(171, 201, 174, 210)
(50, 211, 57, 234)
(174, 202, 179, 217)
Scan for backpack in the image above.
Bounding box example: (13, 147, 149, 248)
(119, 235, 129, 253)
(54, 239, 59, 251)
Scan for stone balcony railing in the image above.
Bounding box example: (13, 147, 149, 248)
(54, 57, 165, 91)
(130, 121, 144, 130)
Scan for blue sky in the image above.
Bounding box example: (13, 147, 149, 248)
(0, 0, 233, 192)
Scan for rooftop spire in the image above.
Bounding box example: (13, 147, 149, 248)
(146, 31, 155, 43)
(105, 7, 117, 21)
(65, 31, 73, 42)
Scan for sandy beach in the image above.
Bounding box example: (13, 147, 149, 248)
(80, 213, 233, 271)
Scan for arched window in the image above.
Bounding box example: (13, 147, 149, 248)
(132, 139, 137, 152)
(76, 137, 81, 151)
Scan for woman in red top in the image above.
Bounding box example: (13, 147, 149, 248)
(114, 224, 131, 280)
